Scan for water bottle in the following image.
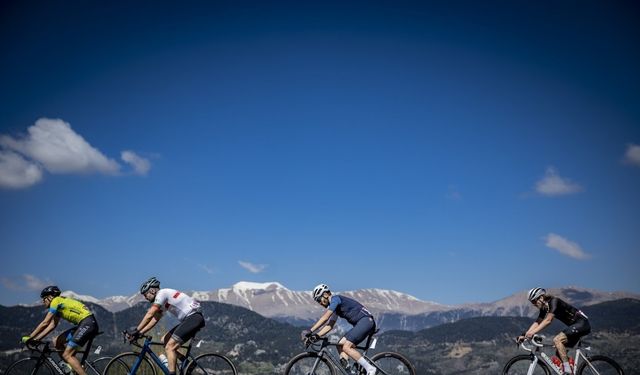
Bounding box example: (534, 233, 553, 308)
(58, 360, 72, 374)
(159, 354, 169, 369)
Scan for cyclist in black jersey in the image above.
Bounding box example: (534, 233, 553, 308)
(518, 287, 591, 375)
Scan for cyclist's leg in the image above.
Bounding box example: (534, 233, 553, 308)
(55, 328, 76, 351)
(64, 316, 99, 375)
(341, 317, 376, 373)
(556, 319, 591, 374)
(165, 313, 205, 374)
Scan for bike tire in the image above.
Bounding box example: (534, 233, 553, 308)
(85, 356, 112, 375)
(576, 355, 624, 375)
(5, 357, 55, 375)
(185, 353, 238, 375)
(103, 352, 157, 375)
(284, 352, 336, 375)
(370, 351, 416, 375)
(502, 355, 551, 375)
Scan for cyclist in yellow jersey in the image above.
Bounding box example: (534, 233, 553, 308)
(22, 286, 99, 375)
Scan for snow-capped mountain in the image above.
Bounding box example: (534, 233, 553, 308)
(54, 282, 639, 331)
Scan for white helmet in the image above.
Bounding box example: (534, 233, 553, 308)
(313, 283, 330, 301)
(528, 287, 546, 302)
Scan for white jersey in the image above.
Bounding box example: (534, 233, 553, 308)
(153, 288, 201, 321)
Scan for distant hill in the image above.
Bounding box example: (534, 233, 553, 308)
(3, 298, 638, 375)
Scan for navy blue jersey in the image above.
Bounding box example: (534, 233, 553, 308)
(328, 295, 373, 326)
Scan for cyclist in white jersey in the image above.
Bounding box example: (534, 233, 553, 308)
(126, 277, 205, 375)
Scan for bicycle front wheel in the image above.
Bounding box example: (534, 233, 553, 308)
(577, 355, 624, 375)
(103, 352, 157, 375)
(284, 352, 336, 375)
(185, 353, 237, 375)
(370, 352, 416, 375)
(5, 357, 54, 375)
(502, 355, 551, 375)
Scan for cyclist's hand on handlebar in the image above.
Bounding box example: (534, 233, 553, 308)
(300, 330, 311, 342)
(516, 335, 525, 344)
(21, 335, 32, 344)
(125, 327, 141, 342)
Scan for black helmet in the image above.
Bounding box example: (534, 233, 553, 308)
(40, 285, 61, 298)
(140, 277, 160, 295)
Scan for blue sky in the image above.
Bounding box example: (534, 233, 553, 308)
(1, 1, 639, 306)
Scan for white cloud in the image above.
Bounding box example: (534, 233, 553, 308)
(121, 150, 151, 176)
(0, 150, 43, 188)
(544, 233, 590, 260)
(0, 118, 120, 174)
(198, 264, 214, 275)
(0, 118, 151, 188)
(239, 261, 267, 274)
(535, 167, 583, 196)
(623, 144, 640, 167)
(0, 274, 52, 291)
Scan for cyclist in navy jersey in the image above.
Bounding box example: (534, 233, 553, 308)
(304, 284, 377, 375)
(518, 287, 591, 375)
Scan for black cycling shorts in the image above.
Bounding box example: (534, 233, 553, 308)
(168, 312, 205, 344)
(344, 316, 375, 345)
(563, 318, 591, 348)
(63, 315, 99, 349)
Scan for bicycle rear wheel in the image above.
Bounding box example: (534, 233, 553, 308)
(284, 352, 336, 375)
(502, 355, 551, 375)
(103, 352, 157, 375)
(185, 353, 237, 375)
(85, 356, 112, 375)
(5, 358, 54, 375)
(577, 355, 624, 375)
(370, 352, 416, 375)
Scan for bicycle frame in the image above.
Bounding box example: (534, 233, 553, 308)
(128, 336, 202, 375)
(305, 335, 381, 375)
(23, 338, 104, 375)
(520, 336, 592, 375)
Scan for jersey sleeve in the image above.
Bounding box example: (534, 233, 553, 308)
(548, 298, 559, 315)
(327, 295, 341, 312)
(48, 297, 63, 315)
(153, 289, 169, 308)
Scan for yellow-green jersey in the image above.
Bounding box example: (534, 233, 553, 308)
(48, 296, 93, 325)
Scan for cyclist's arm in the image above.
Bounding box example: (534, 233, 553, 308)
(137, 304, 163, 334)
(526, 313, 554, 337)
(310, 310, 334, 333)
(315, 314, 338, 337)
(30, 312, 60, 341)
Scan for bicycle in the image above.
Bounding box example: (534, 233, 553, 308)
(284, 331, 416, 375)
(4, 332, 112, 375)
(502, 334, 624, 375)
(103, 332, 237, 375)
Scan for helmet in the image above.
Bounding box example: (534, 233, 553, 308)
(528, 287, 546, 302)
(140, 277, 161, 295)
(313, 283, 330, 301)
(40, 285, 61, 299)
